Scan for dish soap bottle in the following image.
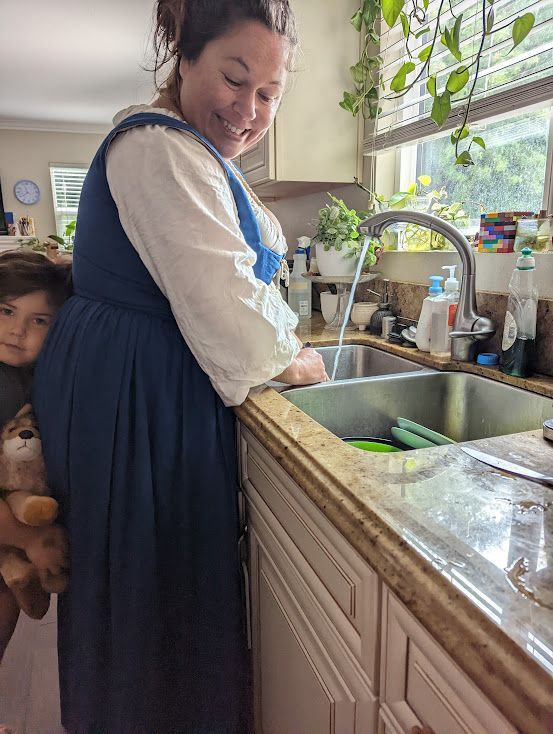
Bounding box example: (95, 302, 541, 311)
(416, 276, 443, 352)
(430, 266, 460, 355)
(287, 246, 312, 320)
(500, 247, 538, 377)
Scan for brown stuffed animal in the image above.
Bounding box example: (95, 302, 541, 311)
(0, 404, 68, 619)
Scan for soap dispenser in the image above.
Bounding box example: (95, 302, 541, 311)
(369, 279, 394, 336)
(415, 275, 443, 352)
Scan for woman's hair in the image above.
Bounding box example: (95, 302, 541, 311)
(153, 0, 298, 107)
(0, 250, 73, 308)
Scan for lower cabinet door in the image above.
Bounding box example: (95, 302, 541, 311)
(250, 515, 376, 734)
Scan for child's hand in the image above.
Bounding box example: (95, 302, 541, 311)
(24, 524, 69, 578)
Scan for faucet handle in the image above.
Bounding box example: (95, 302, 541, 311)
(450, 329, 495, 339)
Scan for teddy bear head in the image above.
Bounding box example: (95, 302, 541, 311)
(1, 403, 43, 464)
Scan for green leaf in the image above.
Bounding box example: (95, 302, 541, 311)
(426, 75, 437, 97)
(446, 65, 469, 93)
(363, 0, 380, 26)
(418, 44, 432, 62)
(49, 235, 65, 245)
(450, 125, 470, 144)
(406, 183, 417, 194)
(472, 136, 486, 149)
(431, 91, 451, 127)
(368, 29, 380, 43)
(414, 26, 430, 38)
(350, 62, 366, 84)
(390, 61, 416, 92)
(381, 0, 405, 29)
(339, 91, 357, 114)
(422, 0, 429, 8)
(351, 9, 363, 32)
(452, 14, 463, 58)
(512, 13, 534, 49)
(441, 26, 462, 62)
(400, 11, 410, 38)
(389, 192, 412, 208)
(486, 7, 495, 33)
(418, 175, 432, 187)
(456, 150, 474, 166)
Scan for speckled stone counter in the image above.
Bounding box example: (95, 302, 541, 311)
(235, 316, 553, 734)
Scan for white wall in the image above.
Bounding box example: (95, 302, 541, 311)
(0, 129, 104, 239)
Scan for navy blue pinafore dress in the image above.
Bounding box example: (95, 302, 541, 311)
(33, 112, 284, 734)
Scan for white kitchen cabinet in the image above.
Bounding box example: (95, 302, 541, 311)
(238, 422, 519, 734)
(238, 0, 361, 197)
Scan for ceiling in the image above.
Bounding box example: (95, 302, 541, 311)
(0, 0, 159, 133)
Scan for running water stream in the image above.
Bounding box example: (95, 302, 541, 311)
(330, 235, 376, 381)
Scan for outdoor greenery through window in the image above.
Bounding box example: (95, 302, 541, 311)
(49, 165, 88, 239)
(399, 105, 551, 220)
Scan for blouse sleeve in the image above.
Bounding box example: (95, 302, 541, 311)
(105, 123, 299, 407)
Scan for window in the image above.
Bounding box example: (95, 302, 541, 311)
(49, 165, 88, 239)
(399, 104, 552, 218)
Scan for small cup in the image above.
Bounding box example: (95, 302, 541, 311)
(381, 315, 397, 339)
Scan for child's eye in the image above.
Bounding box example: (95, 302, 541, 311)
(224, 75, 241, 87)
(0, 306, 13, 316)
(33, 317, 50, 327)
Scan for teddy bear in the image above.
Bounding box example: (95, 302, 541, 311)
(0, 404, 68, 620)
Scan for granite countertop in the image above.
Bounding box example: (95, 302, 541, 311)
(235, 316, 553, 734)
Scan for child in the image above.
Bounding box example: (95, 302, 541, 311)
(0, 250, 72, 663)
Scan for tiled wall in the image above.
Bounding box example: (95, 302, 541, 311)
(358, 279, 553, 376)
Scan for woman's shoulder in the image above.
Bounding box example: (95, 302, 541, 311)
(109, 105, 226, 176)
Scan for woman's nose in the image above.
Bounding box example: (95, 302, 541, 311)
(233, 90, 257, 122)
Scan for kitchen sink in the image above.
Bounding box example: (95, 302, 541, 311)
(282, 371, 553, 444)
(314, 345, 426, 381)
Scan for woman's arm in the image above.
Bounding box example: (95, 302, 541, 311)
(107, 124, 302, 406)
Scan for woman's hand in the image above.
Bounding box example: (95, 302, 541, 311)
(274, 347, 329, 385)
(411, 726, 436, 734)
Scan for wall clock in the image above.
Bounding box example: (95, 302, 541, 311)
(14, 179, 41, 205)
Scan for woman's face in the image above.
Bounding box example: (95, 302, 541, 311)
(178, 20, 290, 160)
(0, 291, 56, 367)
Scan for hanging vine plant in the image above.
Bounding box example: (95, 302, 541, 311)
(340, 0, 535, 165)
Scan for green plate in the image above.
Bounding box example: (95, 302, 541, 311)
(345, 439, 402, 453)
(391, 427, 436, 450)
(397, 417, 456, 445)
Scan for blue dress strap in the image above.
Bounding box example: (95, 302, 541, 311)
(105, 112, 284, 286)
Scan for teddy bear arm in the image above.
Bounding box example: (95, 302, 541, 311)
(4, 490, 58, 527)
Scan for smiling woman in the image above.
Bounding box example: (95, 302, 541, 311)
(31, 1, 330, 734)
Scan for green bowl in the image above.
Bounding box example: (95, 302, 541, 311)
(344, 439, 402, 453)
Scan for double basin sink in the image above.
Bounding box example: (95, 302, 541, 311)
(282, 345, 553, 445)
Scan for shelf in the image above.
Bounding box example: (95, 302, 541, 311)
(303, 272, 381, 285)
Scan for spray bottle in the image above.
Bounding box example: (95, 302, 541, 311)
(416, 276, 443, 352)
(500, 247, 538, 377)
(287, 245, 312, 319)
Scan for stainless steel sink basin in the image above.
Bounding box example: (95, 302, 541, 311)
(283, 371, 553, 444)
(315, 345, 426, 381)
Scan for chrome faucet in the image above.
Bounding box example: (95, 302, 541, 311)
(358, 211, 495, 361)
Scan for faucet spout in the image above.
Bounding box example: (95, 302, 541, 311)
(358, 210, 494, 361)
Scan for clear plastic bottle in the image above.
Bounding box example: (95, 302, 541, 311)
(415, 276, 443, 352)
(500, 247, 538, 377)
(287, 247, 312, 320)
(430, 265, 459, 356)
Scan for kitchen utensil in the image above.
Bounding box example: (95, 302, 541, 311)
(543, 419, 553, 442)
(401, 327, 417, 344)
(344, 439, 402, 453)
(391, 427, 436, 449)
(461, 446, 553, 487)
(397, 417, 456, 445)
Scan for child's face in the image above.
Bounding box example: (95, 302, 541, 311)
(0, 290, 57, 367)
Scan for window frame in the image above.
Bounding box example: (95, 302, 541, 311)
(49, 163, 88, 239)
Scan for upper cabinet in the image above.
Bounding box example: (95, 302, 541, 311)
(239, 0, 361, 197)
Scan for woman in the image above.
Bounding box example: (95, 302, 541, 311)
(34, 1, 326, 732)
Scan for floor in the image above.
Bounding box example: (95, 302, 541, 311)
(0, 596, 62, 734)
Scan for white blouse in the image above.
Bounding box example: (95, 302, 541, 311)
(106, 105, 299, 407)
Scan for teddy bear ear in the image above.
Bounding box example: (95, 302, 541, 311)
(15, 403, 33, 418)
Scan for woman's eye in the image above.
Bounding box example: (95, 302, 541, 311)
(224, 76, 241, 87)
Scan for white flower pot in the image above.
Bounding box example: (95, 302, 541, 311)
(316, 241, 357, 277)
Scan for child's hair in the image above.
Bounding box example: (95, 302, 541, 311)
(0, 250, 72, 308)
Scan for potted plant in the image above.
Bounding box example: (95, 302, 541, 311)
(313, 194, 381, 276)
(341, 0, 535, 166)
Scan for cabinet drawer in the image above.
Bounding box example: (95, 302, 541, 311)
(380, 587, 517, 734)
(240, 427, 380, 688)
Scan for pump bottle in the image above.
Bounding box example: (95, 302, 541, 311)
(287, 246, 312, 320)
(500, 247, 538, 377)
(416, 276, 443, 352)
(430, 265, 460, 355)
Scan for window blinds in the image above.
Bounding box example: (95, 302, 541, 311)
(364, 0, 553, 153)
(49, 165, 88, 237)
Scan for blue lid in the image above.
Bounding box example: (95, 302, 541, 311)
(428, 275, 443, 295)
(477, 353, 499, 366)
(294, 247, 306, 254)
